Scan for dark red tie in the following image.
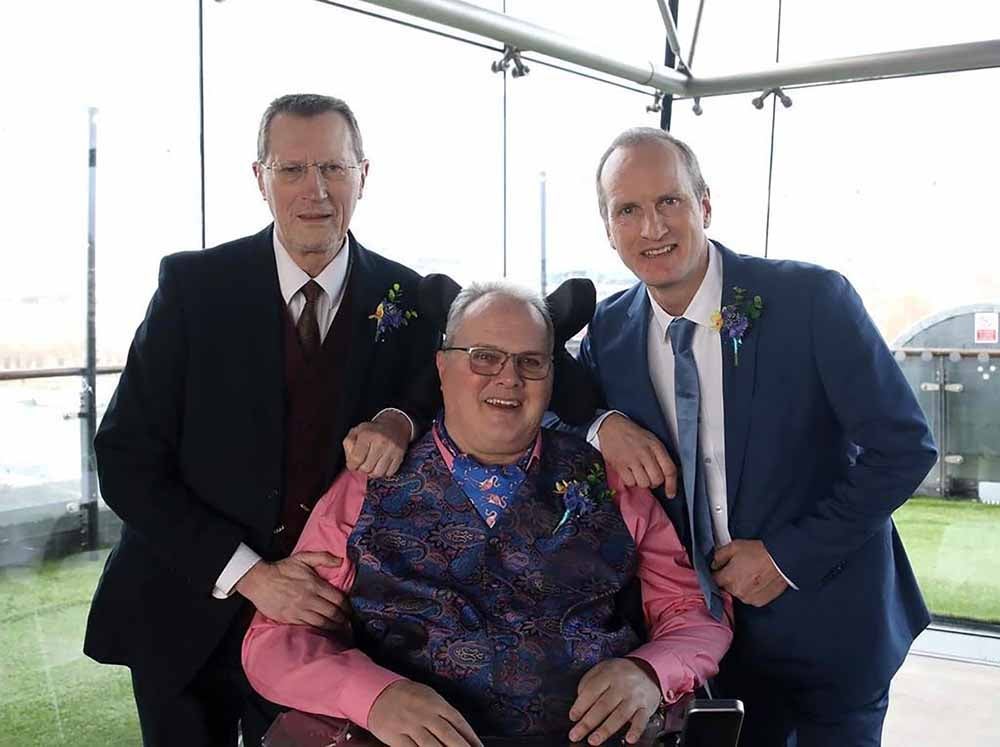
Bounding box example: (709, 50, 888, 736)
(296, 280, 323, 359)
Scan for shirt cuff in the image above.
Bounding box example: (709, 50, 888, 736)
(626, 648, 690, 705)
(586, 410, 624, 450)
(212, 543, 262, 599)
(374, 407, 416, 443)
(767, 550, 799, 591)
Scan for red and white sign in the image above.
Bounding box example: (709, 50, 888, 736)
(975, 312, 999, 344)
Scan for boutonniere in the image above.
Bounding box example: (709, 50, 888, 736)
(369, 283, 418, 342)
(711, 286, 763, 366)
(551, 462, 616, 534)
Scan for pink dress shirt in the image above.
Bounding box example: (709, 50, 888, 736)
(242, 435, 733, 729)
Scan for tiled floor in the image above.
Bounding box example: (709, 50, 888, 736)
(884, 653, 1000, 746)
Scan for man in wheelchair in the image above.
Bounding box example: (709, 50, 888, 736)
(242, 282, 732, 747)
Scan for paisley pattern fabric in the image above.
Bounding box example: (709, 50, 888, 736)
(434, 419, 534, 529)
(347, 428, 641, 737)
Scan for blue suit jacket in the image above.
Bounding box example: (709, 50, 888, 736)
(581, 242, 936, 710)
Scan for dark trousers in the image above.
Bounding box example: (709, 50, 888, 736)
(716, 667, 890, 747)
(130, 606, 279, 747)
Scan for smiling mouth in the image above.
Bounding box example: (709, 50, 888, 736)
(298, 212, 333, 221)
(484, 398, 522, 410)
(642, 244, 677, 258)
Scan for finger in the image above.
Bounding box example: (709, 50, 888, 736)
(619, 466, 638, 488)
(651, 444, 677, 496)
(342, 429, 359, 465)
(711, 543, 736, 570)
(569, 689, 622, 743)
(437, 703, 482, 747)
(346, 433, 372, 472)
(625, 706, 652, 744)
(370, 447, 401, 479)
(570, 672, 608, 722)
(586, 701, 635, 746)
(296, 551, 343, 568)
(414, 727, 447, 747)
(357, 438, 386, 475)
(383, 452, 405, 478)
(636, 450, 665, 489)
(428, 715, 475, 747)
(629, 462, 652, 489)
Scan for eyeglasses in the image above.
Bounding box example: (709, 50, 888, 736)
(259, 161, 361, 185)
(442, 346, 552, 380)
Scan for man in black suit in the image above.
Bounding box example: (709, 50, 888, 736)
(84, 94, 439, 747)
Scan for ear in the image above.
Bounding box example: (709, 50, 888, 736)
(435, 349, 447, 382)
(357, 159, 370, 200)
(701, 187, 712, 229)
(253, 162, 267, 201)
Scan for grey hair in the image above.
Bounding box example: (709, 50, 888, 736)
(595, 127, 708, 223)
(257, 93, 365, 163)
(445, 282, 554, 353)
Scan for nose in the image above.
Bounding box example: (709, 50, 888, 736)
(494, 354, 525, 386)
(302, 164, 329, 199)
(639, 207, 669, 240)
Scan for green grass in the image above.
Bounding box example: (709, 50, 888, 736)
(894, 496, 1000, 624)
(0, 498, 996, 745)
(0, 549, 140, 746)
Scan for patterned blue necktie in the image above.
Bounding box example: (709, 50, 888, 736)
(669, 317, 725, 620)
(435, 420, 532, 530)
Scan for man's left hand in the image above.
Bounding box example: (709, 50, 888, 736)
(568, 658, 662, 745)
(342, 411, 410, 478)
(712, 539, 789, 607)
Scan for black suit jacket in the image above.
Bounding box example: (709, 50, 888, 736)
(84, 226, 440, 692)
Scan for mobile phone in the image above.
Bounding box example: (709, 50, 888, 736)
(677, 699, 744, 747)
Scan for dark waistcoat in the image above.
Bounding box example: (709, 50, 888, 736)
(348, 428, 641, 736)
(275, 283, 353, 556)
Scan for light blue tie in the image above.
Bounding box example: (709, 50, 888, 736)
(669, 317, 725, 620)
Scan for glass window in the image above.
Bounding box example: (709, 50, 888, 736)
(203, 0, 505, 285)
(780, 0, 1000, 64)
(504, 62, 660, 300)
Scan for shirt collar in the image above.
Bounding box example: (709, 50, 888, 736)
(272, 230, 350, 306)
(647, 240, 724, 337)
(432, 419, 542, 473)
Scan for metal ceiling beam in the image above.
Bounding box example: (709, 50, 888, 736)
(358, 0, 1000, 98)
(360, 0, 688, 94)
(686, 39, 1000, 97)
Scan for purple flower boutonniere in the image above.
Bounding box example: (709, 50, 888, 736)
(711, 286, 763, 367)
(369, 283, 418, 342)
(551, 462, 615, 534)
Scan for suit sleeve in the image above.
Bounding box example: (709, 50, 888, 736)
(764, 271, 937, 590)
(94, 257, 246, 591)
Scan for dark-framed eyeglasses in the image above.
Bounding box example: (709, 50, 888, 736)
(259, 161, 361, 185)
(442, 346, 552, 380)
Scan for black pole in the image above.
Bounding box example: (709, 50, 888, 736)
(660, 0, 680, 130)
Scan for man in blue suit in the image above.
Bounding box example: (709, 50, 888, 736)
(579, 127, 936, 746)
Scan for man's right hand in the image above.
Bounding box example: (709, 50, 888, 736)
(235, 551, 349, 629)
(368, 680, 482, 747)
(598, 414, 677, 494)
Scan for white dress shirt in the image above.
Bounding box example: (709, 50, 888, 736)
(589, 242, 795, 586)
(212, 233, 411, 599)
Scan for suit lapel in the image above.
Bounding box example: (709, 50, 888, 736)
(329, 233, 382, 462)
(620, 285, 674, 454)
(244, 226, 286, 456)
(718, 243, 759, 512)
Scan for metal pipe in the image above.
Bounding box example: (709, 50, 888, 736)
(357, 0, 1000, 98)
(359, 0, 689, 93)
(685, 39, 1000, 97)
(655, 0, 684, 67)
(83, 107, 100, 552)
(0, 366, 123, 382)
(539, 171, 547, 296)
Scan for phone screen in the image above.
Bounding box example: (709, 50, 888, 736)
(678, 707, 744, 747)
